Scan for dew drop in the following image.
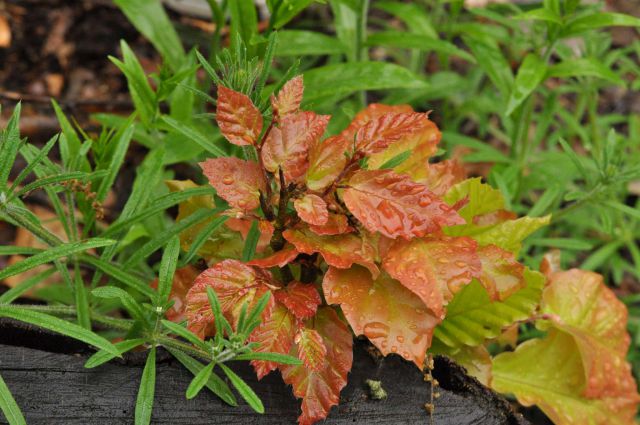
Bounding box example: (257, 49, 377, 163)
(222, 176, 234, 185)
(363, 322, 390, 339)
(396, 335, 405, 343)
(438, 257, 449, 264)
(390, 345, 398, 353)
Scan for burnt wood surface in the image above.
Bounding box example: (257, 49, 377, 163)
(0, 319, 527, 424)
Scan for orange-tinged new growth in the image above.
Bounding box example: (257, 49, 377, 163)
(294, 194, 329, 226)
(305, 135, 350, 192)
(250, 303, 297, 379)
(226, 218, 274, 254)
(280, 307, 353, 425)
(185, 259, 276, 338)
(542, 269, 637, 400)
(247, 245, 299, 268)
(271, 75, 304, 119)
(283, 228, 379, 278)
(382, 234, 481, 318)
(274, 281, 322, 320)
(476, 244, 525, 301)
(261, 111, 330, 182)
(308, 213, 352, 236)
(492, 267, 640, 425)
(353, 112, 435, 155)
(216, 85, 263, 146)
(200, 157, 266, 212)
(323, 266, 439, 368)
(295, 327, 327, 371)
(340, 103, 414, 142)
(342, 169, 464, 240)
(178, 75, 638, 425)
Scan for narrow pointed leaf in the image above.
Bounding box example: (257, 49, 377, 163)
(0, 307, 120, 356)
(186, 362, 215, 399)
(135, 348, 156, 425)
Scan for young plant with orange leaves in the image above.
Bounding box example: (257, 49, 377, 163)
(166, 76, 639, 425)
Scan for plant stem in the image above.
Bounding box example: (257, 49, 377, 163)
(157, 335, 211, 361)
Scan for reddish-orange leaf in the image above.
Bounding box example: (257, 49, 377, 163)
(323, 266, 439, 368)
(275, 281, 321, 320)
(367, 117, 440, 172)
(150, 266, 199, 323)
(353, 112, 434, 155)
(199, 157, 266, 211)
(543, 269, 636, 400)
(247, 245, 299, 268)
(342, 169, 464, 240)
(308, 213, 352, 236)
(216, 85, 263, 146)
(341, 103, 414, 142)
(261, 111, 330, 181)
(271, 75, 304, 119)
(418, 159, 467, 196)
(185, 259, 276, 338)
(280, 307, 353, 425)
(382, 235, 481, 318)
(249, 303, 297, 379)
(294, 194, 329, 226)
(283, 228, 379, 277)
(477, 244, 525, 301)
(295, 327, 327, 371)
(305, 135, 350, 191)
(226, 218, 274, 254)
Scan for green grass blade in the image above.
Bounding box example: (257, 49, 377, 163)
(167, 348, 236, 406)
(124, 208, 218, 268)
(0, 372, 26, 425)
(206, 287, 232, 335)
(241, 220, 260, 262)
(74, 269, 91, 329)
(92, 287, 146, 323)
(0, 103, 23, 193)
(0, 239, 115, 281)
(157, 236, 181, 305)
(186, 362, 215, 399)
(161, 320, 209, 351)
(85, 338, 146, 369)
(79, 254, 155, 298)
(9, 134, 59, 193)
(135, 347, 156, 425)
(181, 215, 228, 265)
(219, 363, 264, 414)
(0, 268, 55, 304)
(162, 116, 226, 157)
(101, 187, 216, 238)
(0, 307, 119, 356)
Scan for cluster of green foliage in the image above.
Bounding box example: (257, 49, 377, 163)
(1, 0, 639, 424)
